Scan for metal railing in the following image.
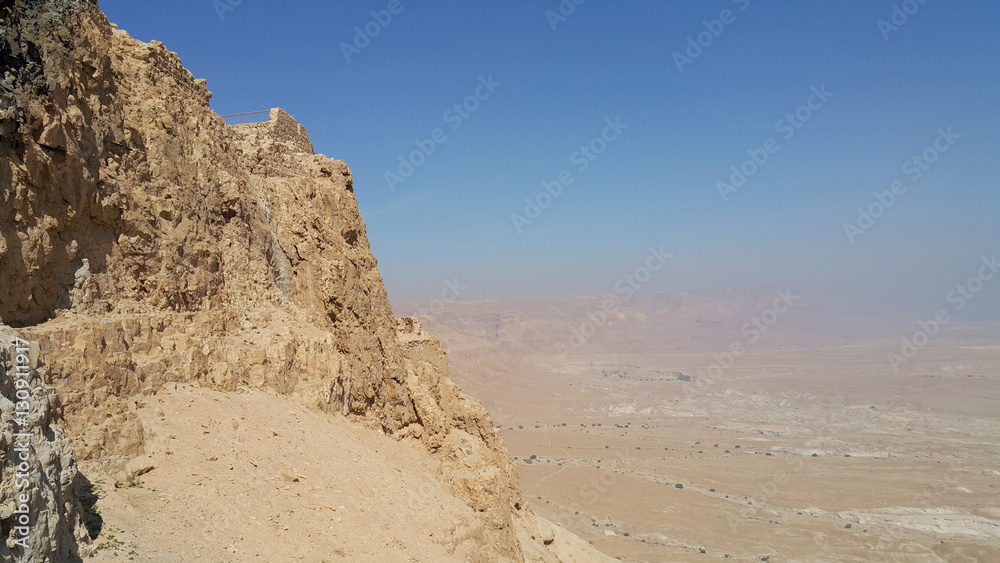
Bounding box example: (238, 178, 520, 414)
(220, 110, 271, 118)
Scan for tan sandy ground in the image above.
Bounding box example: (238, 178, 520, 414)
(496, 348, 1000, 562)
(394, 294, 1000, 562)
(84, 384, 612, 563)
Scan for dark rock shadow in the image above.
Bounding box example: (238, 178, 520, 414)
(77, 473, 103, 541)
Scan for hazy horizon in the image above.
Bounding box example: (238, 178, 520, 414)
(100, 0, 999, 319)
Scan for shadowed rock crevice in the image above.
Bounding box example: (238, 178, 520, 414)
(77, 474, 103, 541)
(0, 0, 120, 326)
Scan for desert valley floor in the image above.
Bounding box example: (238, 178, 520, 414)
(395, 291, 1000, 562)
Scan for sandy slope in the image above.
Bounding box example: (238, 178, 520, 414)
(85, 384, 614, 562)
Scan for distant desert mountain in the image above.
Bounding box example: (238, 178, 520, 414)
(393, 289, 1000, 420)
(0, 1, 611, 560)
(393, 288, 903, 357)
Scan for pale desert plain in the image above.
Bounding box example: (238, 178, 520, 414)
(395, 289, 1000, 562)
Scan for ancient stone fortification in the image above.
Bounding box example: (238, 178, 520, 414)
(0, 1, 526, 559)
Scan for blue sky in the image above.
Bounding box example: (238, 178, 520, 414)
(100, 0, 999, 318)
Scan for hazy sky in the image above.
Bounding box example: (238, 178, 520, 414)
(101, 1, 999, 319)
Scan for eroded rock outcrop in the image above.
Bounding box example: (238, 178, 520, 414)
(0, 329, 91, 562)
(0, 1, 552, 560)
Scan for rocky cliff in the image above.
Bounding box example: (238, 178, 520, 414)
(0, 1, 605, 561)
(0, 328, 89, 562)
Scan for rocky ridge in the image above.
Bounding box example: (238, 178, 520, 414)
(0, 1, 611, 560)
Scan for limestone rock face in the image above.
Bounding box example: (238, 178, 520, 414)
(0, 328, 91, 562)
(0, 1, 539, 560)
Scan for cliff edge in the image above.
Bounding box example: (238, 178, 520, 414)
(0, 1, 612, 561)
